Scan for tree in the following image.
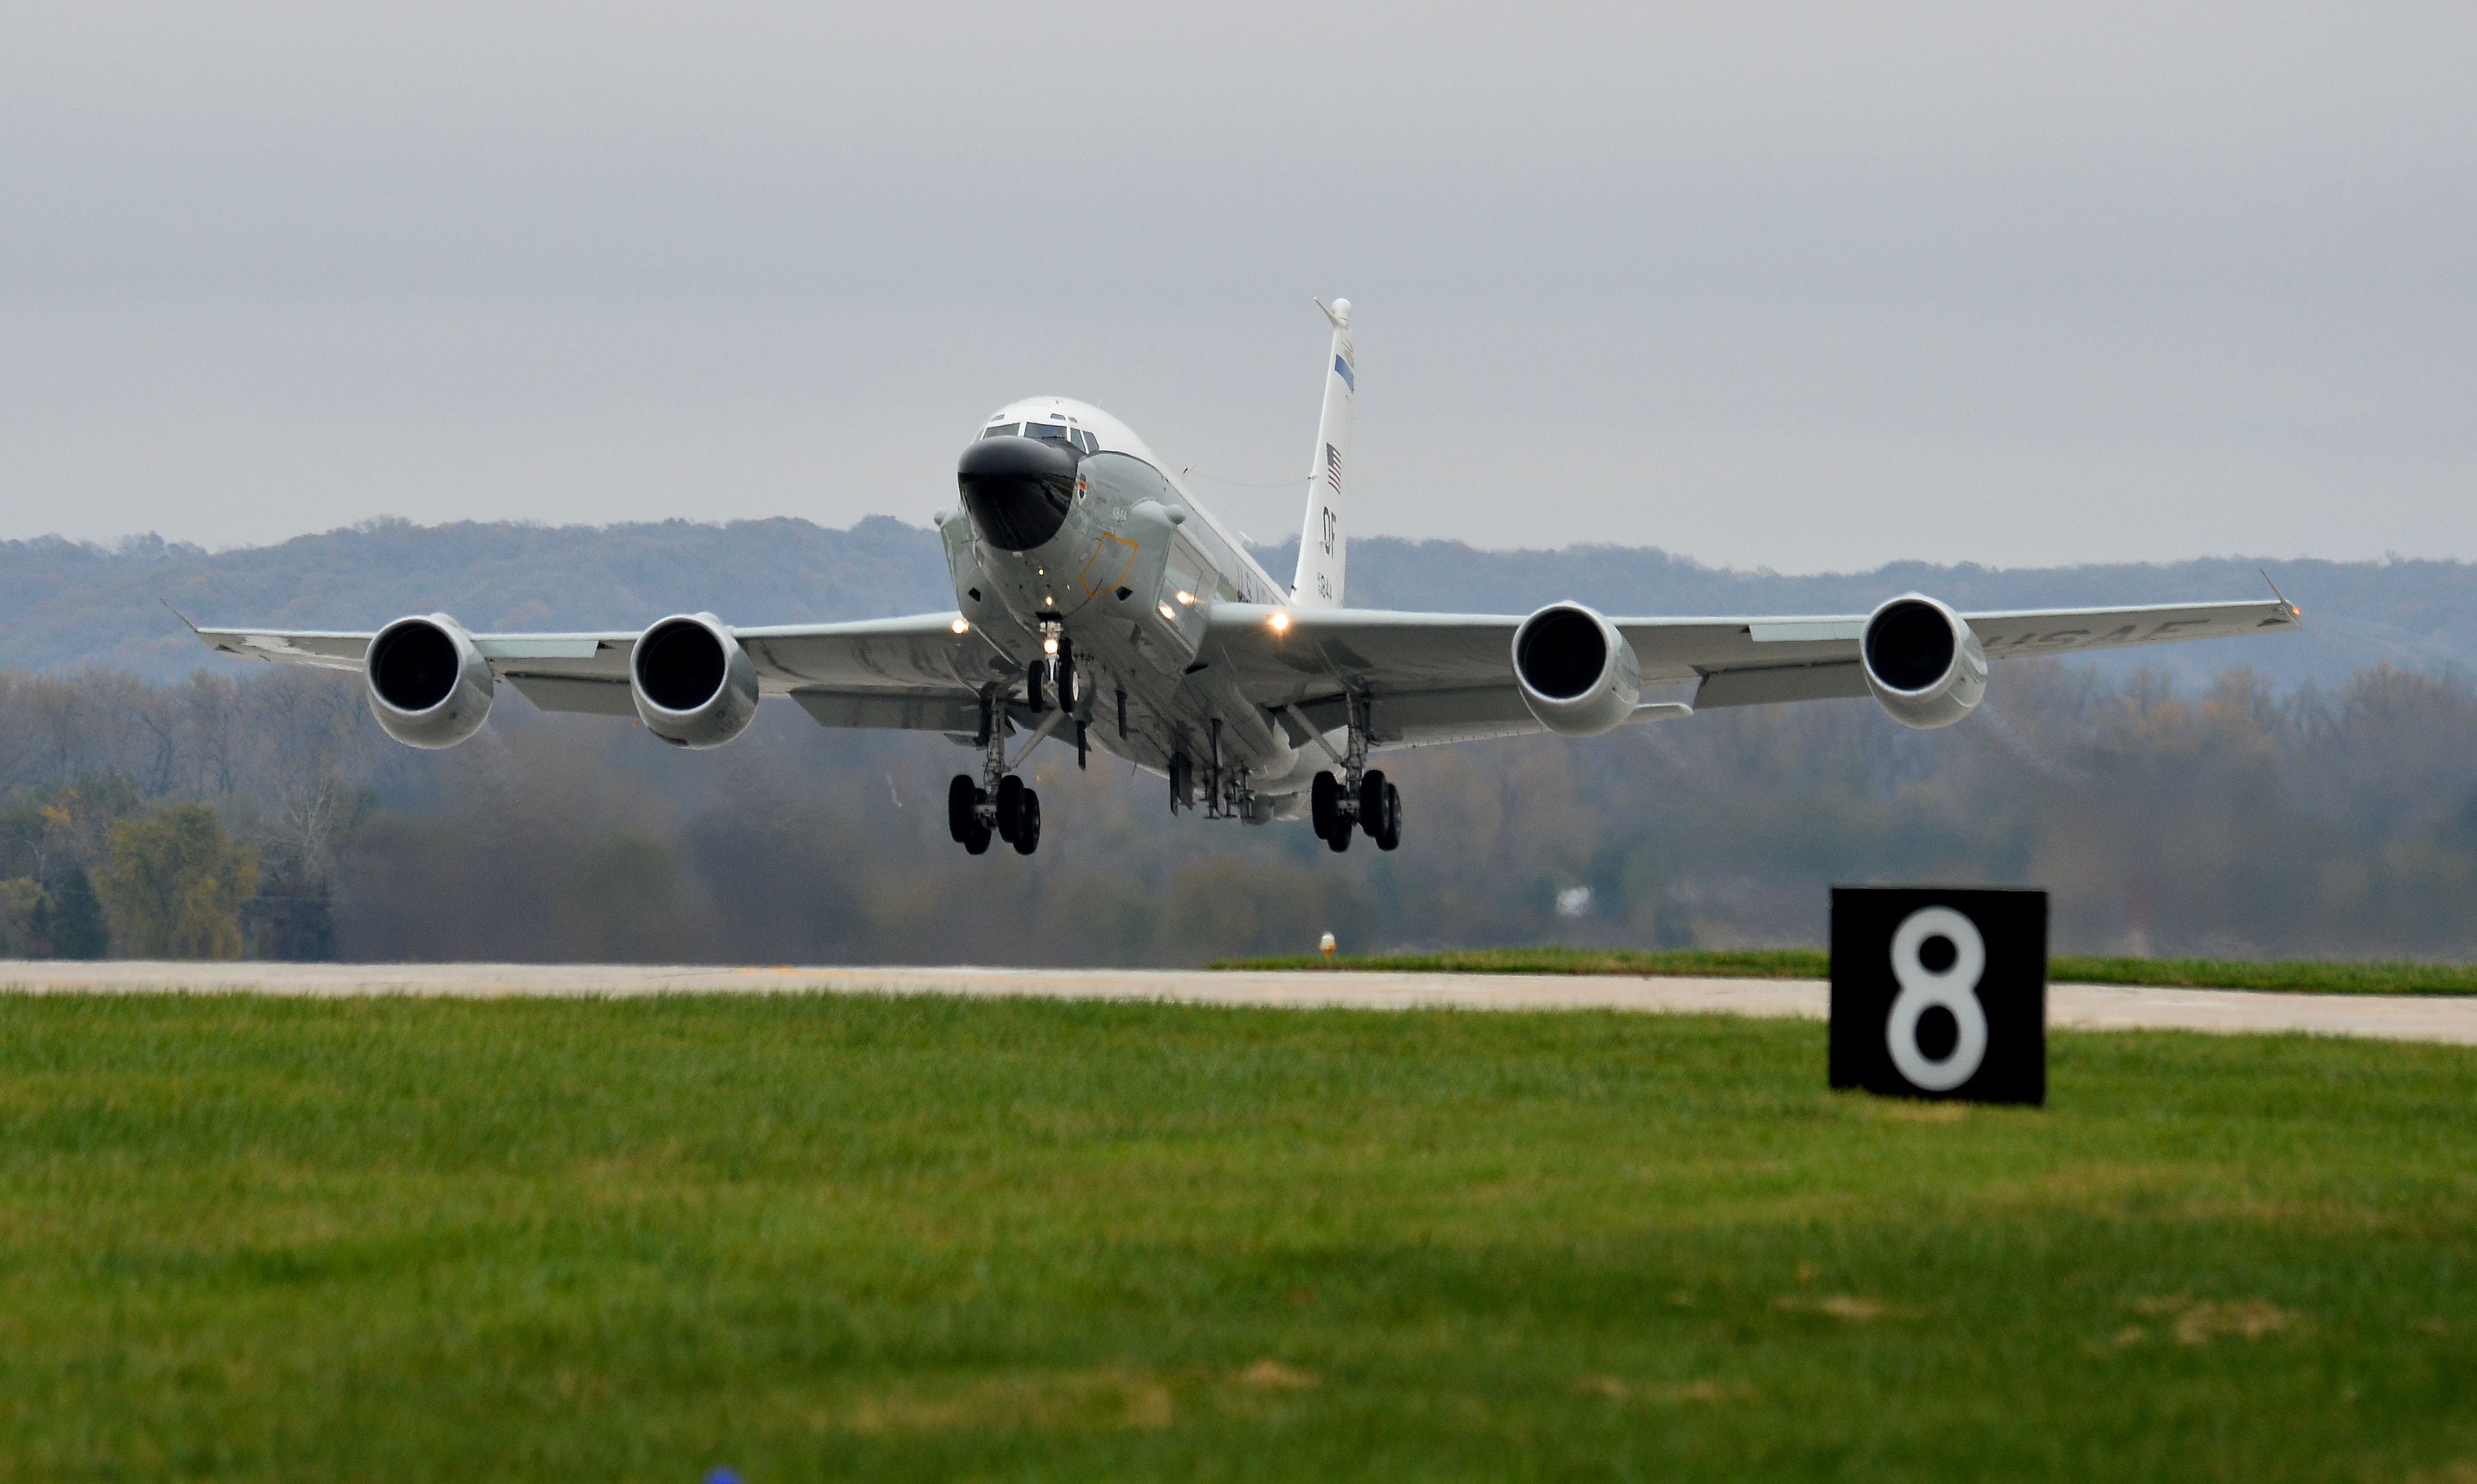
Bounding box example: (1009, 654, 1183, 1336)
(43, 867, 107, 959)
(0, 877, 48, 956)
(95, 805, 259, 959)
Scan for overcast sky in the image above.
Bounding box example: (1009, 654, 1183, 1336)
(2, 1, 2469, 573)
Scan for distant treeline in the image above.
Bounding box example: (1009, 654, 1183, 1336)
(5, 516, 2472, 689)
(4, 660, 2476, 964)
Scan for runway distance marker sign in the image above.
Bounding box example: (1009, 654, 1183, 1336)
(1830, 887, 2047, 1107)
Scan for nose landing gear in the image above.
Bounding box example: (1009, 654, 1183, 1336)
(1028, 628, 1079, 717)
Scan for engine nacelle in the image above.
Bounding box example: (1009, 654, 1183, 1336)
(630, 612, 760, 748)
(1860, 593, 1988, 729)
(365, 614, 495, 749)
(1511, 602, 1643, 737)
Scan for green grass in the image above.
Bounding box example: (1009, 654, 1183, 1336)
(1, 993, 2473, 1481)
(1218, 944, 2477, 995)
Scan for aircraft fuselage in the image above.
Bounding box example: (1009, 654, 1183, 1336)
(946, 396, 1312, 820)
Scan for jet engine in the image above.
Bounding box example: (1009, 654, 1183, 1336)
(1860, 593, 1987, 729)
(629, 612, 760, 748)
(365, 614, 495, 749)
(1511, 602, 1642, 737)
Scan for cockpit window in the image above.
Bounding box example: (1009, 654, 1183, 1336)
(981, 423, 1020, 439)
(1073, 430, 1098, 453)
(1030, 423, 1073, 442)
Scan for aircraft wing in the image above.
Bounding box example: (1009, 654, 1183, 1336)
(1201, 596, 2301, 745)
(189, 612, 1012, 732)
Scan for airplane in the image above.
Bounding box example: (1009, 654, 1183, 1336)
(185, 297, 2302, 857)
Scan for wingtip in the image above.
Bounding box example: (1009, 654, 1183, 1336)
(160, 599, 206, 637)
(2258, 568, 2302, 619)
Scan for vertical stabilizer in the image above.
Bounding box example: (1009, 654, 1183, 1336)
(1291, 298, 1354, 608)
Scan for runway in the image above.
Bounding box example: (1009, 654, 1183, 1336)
(2, 962, 2474, 1045)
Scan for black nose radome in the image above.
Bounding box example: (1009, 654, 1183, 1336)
(958, 434, 1080, 552)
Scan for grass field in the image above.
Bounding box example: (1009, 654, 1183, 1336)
(1, 994, 2472, 1481)
(1218, 944, 2477, 995)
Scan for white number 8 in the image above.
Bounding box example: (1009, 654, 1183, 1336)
(1887, 906, 1988, 1092)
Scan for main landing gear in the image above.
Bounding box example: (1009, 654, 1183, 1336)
(1313, 769, 1399, 852)
(1307, 693, 1400, 852)
(948, 687, 1046, 856)
(949, 772, 1040, 855)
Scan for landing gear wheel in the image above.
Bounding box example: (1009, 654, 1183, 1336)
(1374, 781, 1402, 851)
(1011, 789, 1042, 854)
(947, 775, 977, 843)
(1056, 656, 1077, 712)
(1325, 811, 1354, 852)
(1360, 770, 1387, 834)
(1025, 661, 1045, 714)
(1311, 772, 1341, 841)
(995, 774, 1025, 842)
(963, 818, 993, 854)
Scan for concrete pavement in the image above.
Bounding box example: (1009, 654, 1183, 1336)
(2, 961, 2474, 1045)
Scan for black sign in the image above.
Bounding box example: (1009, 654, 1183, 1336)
(1830, 887, 2046, 1106)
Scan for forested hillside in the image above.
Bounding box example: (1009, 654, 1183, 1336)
(4, 518, 2468, 689)
(4, 518, 2470, 965)
(0, 518, 949, 681)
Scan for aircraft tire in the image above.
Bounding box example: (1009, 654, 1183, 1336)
(1311, 772, 1340, 840)
(1359, 770, 1387, 832)
(964, 820, 993, 854)
(1012, 789, 1042, 855)
(1376, 782, 1402, 851)
(995, 774, 1025, 842)
(947, 775, 977, 843)
(1325, 814, 1352, 852)
(1025, 661, 1044, 713)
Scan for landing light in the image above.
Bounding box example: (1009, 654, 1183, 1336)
(1158, 603, 1177, 621)
(1042, 635, 1058, 655)
(1269, 611, 1291, 634)
(1175, 590, 1195, 606)
(949, 617, 971, 635)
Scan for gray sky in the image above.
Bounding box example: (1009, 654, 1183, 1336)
(2, 1, 2470, 573)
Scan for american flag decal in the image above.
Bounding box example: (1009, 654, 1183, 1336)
(1325, 443, 1343, 493)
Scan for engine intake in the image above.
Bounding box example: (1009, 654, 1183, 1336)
(630, 613, 760, 748)
(1860, 594, 1987, 729)
(365, 614, 494, 749)
(1511, 602, 1642, 737)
